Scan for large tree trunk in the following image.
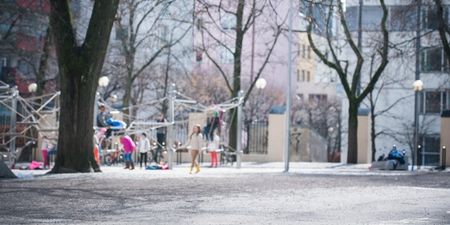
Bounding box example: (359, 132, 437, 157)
(228, 0, 244, 151)
(347, 102, 358, 164)
(53, 68, 99, 172)
(49, 0, 119, 173)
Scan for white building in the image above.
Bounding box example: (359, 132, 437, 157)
(341, 0, 450, 166)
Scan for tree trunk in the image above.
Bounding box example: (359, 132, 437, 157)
(347, 102, 358, 164)
(122, 76, 133, 123)
(228, 0, 245, 151)
(370, 102, 376, 162)
(52, 68, 99, 173)
(49, 0, 119, 173)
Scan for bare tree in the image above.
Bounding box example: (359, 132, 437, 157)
(196, 0, 285, 151)
(113, 0, 190, 121)
(305, 0, 389, 163)
(49, 0, 119, 173)
(435, 0, 450, 65)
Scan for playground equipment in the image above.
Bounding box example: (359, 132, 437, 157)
(0, 79, 245, 170)
(0, 81, 59, 168)
(122, 84, 245, 169)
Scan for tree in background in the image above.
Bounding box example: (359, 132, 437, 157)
(113, 0, 190, 121)
(435, 0, 450, 66)
(305, 0, 389, 163)
(196, 0, 285, 151)
(49, 0, 119, 173)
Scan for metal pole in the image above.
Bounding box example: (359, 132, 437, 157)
(414, 92, 419, 170)
(236, 90, 243, 169)
(94, 92, 99, 128)
(284, 0, 293, 173)
(8, 86, 18, 168)
(413, 0, 422, 171)
(167, 83, 175, 169)
(356, 0, 363, 95)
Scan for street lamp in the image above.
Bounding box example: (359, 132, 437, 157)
(413, 79, 423, 171)
(98, 76, 110, 88)
(255, 78, 267, 89)
(28, 83, 37, 93)
(413, 80, 423, 92)
(255, 78, 267, 121)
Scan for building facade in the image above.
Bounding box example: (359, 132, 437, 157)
(343, 0, 450, 166)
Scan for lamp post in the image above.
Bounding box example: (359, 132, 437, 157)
(255, 78, 267, 119)
(413, 79, 423, 171)
(28, 83, 37, 94)
(98, 76, 110, 90)
(27, 83, 37, 160)
(283, 0, 293, 173)
(255, 78, 267, 90)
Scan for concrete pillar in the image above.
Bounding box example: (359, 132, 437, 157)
(357, 109, 372, 164)
(441, 110, 450, 167)
(267, 114, 286, 161)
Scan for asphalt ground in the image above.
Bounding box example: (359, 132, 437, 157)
(1, 163, 450, 225)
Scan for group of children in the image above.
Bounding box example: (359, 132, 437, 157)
(183, 125, 221, 174)
(118, 133, 169, 170)
(95, 104, 223, 173)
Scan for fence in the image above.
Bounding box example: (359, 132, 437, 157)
(244, 121, 268, 154)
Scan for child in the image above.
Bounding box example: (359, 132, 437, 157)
(138, 133, 150, 168)
(41, 136, 49, 169)
(120, 135, 136, 170)
(209, 131, 220, 168)
(185, 125, 203, 174)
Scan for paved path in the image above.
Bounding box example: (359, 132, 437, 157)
(1, 163, 450, 225)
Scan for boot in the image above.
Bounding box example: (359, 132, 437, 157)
(195, 164, 200, 174)
(130, 161, 135, 170)
(124, 161, 130, 169)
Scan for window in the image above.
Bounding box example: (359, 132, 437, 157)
(221, 13, 236, 30)
(196, 50, 203, 62)
(302, 45, 306, 58)
(301, 70, 305, 81)
(0, 57, 7, 79)
(362, 6, 384, 31)
(297, 69, 300, 82)
(0, 57, 7, 67)
(297, 44, 301, 57)
(425, 92, 441, 113)
(422, 6, 439, 30)
(160, 25, 169, 42)
(420, 90, 450, 114)
(389, 5, 417, 31)
(220, 47, 234, 64)
(196, 18, 203, 30)
(307, 71, 311, 82)
(443, 91, 449, 111)
(296, 94, 304, 102)
(308, 94, 327, 105)
(421, 47, 444, 72)
(419, 135, 440, 166)
(307, 46, 311, 59)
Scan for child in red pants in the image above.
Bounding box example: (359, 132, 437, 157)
(209, 131, 220, 168)
(41, 136, 50, 169)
